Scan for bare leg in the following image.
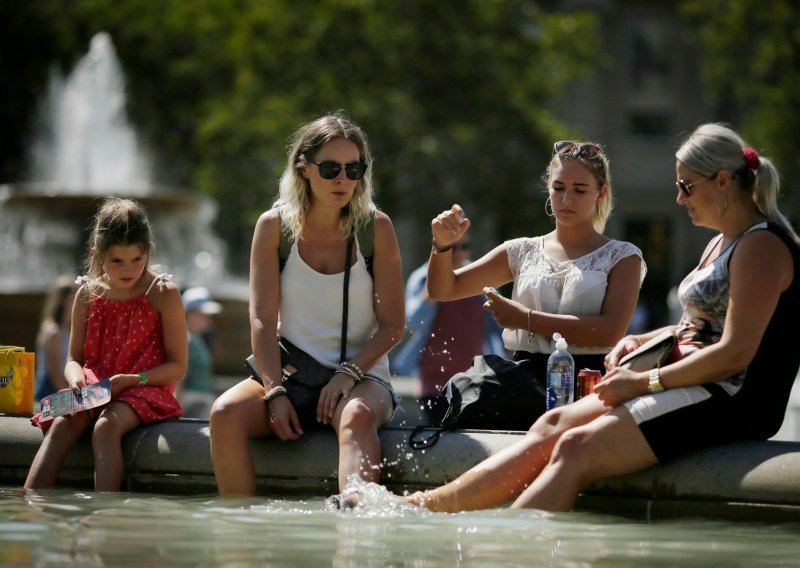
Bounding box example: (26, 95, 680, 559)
(407, 395, 612, 512)
(209, 379, 271, 496)
(25, 412, 93, 489)
(331, 380, 393, 490)
(511, 406, 657, 511)
(92, 401, 143, 491)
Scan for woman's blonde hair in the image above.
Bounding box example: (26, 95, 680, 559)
(545, 141, 614, 233)
(676, 123, 799, 243)
(273, 112, 377, 242)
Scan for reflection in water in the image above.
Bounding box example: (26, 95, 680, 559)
(2, 487, 800, 567)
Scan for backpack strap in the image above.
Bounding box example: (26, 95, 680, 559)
(357, 212, 375, 278)
(278, 212, 375, 277)
(278, 216, 292, 273)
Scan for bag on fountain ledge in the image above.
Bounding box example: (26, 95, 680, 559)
(408, 354, 546, 450)
(0, 346, 35, 414)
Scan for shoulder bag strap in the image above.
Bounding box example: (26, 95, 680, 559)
(340, 231, 354, 363)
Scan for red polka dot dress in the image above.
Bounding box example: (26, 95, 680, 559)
(32, 292, 183, 429)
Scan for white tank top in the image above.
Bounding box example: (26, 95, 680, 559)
(278, 238, 390, 381)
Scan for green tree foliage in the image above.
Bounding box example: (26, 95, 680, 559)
(2, 1, 599, 272)
(680, 0, 800, 221)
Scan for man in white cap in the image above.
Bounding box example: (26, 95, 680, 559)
(179, 287, 222, 418)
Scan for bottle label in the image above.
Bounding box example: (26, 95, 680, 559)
(547, 370, 574, 410)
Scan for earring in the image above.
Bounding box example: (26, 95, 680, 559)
(544, 197, 554, 217)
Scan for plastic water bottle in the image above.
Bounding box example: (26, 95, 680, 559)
(546, 333, 574, 410)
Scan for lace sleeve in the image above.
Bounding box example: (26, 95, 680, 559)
(504, 237, 533, 281)
(608, 241, 647, 285)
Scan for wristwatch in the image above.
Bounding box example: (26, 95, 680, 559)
(647, 368, 665, 394)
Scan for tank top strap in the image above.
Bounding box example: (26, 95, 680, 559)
(145, 273, 173, 296)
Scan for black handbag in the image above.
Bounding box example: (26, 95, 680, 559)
(409, 354, 547, 450)
(246, 232, 354, 428)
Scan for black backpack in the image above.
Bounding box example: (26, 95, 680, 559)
(408, 354, 547, 450)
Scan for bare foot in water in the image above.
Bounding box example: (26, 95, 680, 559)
(327, 487, 363, 510)
(404, 490, 430, 509)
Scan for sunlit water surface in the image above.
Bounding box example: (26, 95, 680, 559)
(2, 485, 800, 567)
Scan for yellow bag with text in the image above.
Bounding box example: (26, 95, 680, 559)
(0, 346, 35, 414)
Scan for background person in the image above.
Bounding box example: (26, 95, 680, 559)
(392, 234, 505, 424)
(209, 113, 405, 499)
(177, 286, 221, 419)
(33, 275, 77, 401)
(406, 123, 800, 513)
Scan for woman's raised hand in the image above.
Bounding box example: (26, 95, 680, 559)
(431, 204, 470, 250)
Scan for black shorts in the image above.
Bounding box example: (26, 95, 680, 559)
(630, 383, 753, 462)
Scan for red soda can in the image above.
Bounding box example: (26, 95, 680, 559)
(577, 369, 603, 400)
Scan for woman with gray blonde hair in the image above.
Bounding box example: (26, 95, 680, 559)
(210, 113, 405, 501)
(406, 124, 800, 513)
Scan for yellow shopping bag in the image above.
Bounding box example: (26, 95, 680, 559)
(0, 346, 35, 414)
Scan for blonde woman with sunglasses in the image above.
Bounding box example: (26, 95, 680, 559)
(210, 113, 405, 501)
(406, 124, 800, 513)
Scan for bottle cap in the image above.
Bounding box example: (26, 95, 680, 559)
(552, 332, 568, 351)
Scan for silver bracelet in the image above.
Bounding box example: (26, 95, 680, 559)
(264, 385, 287, 403)
(527, 310, 534, 345)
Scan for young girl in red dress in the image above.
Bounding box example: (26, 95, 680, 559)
(26, 197, 187, 491)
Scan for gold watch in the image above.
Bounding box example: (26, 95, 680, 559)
(647, 368, 665, 394)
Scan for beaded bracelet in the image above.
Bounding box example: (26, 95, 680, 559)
(335, 365, 362, 384)
(264, 385, 288, 403)
(526, 310, 534, 345)
(341, 361, 364, 380)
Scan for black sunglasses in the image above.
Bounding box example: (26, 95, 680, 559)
(676, 172, 717, 197)
(306, 158, 367, 180)
(553, 140, 604, 160)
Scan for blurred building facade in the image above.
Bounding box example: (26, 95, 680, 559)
(550, 0, 718, 326)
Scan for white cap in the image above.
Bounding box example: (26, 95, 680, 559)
(552, 332, 567, 351)
(182, 287, 222, 314)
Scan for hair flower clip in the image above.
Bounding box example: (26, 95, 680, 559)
(74, 275, 91, 286)
(743, 147, 760, 170)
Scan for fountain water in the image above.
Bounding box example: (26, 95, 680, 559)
(29, 32, 153, 195)
(1, 32, 231, 292)
(0, 32, 248, 373)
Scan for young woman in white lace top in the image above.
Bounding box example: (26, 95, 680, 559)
(426, 141, 645, 383)
(404, 140, 646, 511)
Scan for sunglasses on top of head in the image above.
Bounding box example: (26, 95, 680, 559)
(305, 157, 367, 180)
(553, 140, 604, 160)
(675, 172, 718, 198)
